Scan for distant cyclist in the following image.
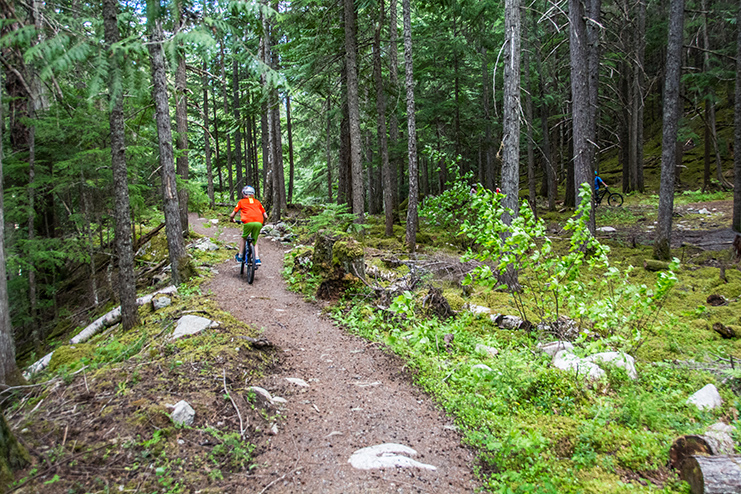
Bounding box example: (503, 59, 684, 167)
(594, 170, 606, 194)
(229, 186, 268, 266)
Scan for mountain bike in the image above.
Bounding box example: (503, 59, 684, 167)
(595, 187, 623, 207)
(240, 235, 257, 284)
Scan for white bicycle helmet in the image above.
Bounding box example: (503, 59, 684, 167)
(242, 186, 255, 197)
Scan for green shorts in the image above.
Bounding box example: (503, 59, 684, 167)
(241, 222, 262, 242)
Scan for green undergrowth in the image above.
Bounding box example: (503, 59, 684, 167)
(285, 187, 740, 493)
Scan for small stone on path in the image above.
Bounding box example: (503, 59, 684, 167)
(286, 377, 309, 387)
(348, 443, 437, 471)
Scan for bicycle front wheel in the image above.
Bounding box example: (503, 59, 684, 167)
(607, 192, 623, 207)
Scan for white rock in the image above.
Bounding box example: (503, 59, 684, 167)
(269, 423, 279, 435)
(465, 303, 491, 315)
(552, 350, 605, 380)
(538, 341, 574, 357)
(272, 396, 288, 404)
(172, 315, 218, 340)
(475, 344, 499, 358)
(286, 377, 309, 387)
(585, 352, 637, 379)
(348, 443, 437, 471)
(597, 226, 617, 232)
(698, 208, 711, 215)
(687, 384, 723, 411)
(171, 400, 195, 426)
(472, 364, 492, 372)
(210, 219, 219, 225)
(247, 386, 273, 406)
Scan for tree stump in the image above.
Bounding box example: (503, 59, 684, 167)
(679, 455, 741, 494)
(312, 231, 365, 299)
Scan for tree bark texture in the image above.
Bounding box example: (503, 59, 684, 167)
(654, 0, 685, 260)
(326, 96, 333, 202)
(0, 412, 30, 485)
(569, 0, 596, 231)
(345, 0, 364, 222)
(286, 95, 295, 204)
(103, 0, 138, 332)
(373, 0, 394, 236)
(734, 0, 741, 232)
(175, 4, 189, 234)
(203, 63, 214, 207)
(631, 0, 646, 192)
(402, 0, 418, 251)
(0, 78, 22, 386)
(388, 0, 401, 214)
(147, 6, 188, 286)
(501, 0, 521, 223)
(232, 58, 245, 191)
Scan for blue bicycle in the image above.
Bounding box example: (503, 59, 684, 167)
(240, 236, 256, 284)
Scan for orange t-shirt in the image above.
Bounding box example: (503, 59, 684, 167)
(233, 197, 266, 224)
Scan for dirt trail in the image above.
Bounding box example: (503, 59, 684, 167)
(190, 215, 477, 493)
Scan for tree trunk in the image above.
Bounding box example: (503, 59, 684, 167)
(212, 84, 222, 194)
(402, 0, 418, 251)
(345, 0, 364, 222)
(326, 96, 333, 202)
(0, 78, 22, 387)
(203, 63, 214, 207)
(388, 0, 401, 216)
(374, 2, 394, 236)
(734, 0, 741, 233)
(220, 43, 233, 201)
(570, 0, 597, 230)
(481, 45, 495, 192)
(524, 21, 535, 214)
(0, 412, 30, 485)
(272, 97, 287, 211)
(631, 0, 646, 192)
(147, 3, 188, 285)
(232, 58, 244, 192)
(103, 0, 137, 332)
(501, 0, 521, 223)
(654, 0, 685, 260)
(531, 10, 555, 210)
(286, 94, 295, 204)
(174, 3, 189, 234)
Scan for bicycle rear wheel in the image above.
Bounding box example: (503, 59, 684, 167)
(246, 242, 255, 284)
(608, 192, 624, 207)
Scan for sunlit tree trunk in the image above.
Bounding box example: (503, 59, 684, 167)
(501, 0, 521, 224)
(147, 0, 188, 285)
(402, 0, 418, 251)
(654, 0, 685, 260)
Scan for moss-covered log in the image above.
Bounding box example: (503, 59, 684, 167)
(643, 259, 671, 271)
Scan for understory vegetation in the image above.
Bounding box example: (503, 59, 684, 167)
(283, 186, 741, 493)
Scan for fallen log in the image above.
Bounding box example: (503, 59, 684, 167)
(23, 285, 178, 379)
(680, 455, 741, 494)
(713, 322, 737, 339)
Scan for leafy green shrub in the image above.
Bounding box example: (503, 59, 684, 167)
(461, 184, 679, 354)
(306, 203, 363, 236)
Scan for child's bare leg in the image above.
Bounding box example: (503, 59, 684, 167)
(254, 240, 260, 260)
(239, 237, 245, 257)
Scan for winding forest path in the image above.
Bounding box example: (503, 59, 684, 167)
(190, 214, 477, 493)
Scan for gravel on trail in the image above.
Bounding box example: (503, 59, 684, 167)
(192, 215, 478, 493)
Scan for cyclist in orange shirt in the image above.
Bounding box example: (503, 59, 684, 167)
(229, 186, 268, 265)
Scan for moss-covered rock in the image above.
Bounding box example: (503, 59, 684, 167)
(311, 231, 365, 298)
(48, 343, 94, 372)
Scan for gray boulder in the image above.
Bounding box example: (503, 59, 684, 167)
(584, 352, 637, 379)
(687, 384, 723, 411)
(172, 315, 218, 340)
(538, 341, 574, 357)
(552, 350, 605, 380)
(171, 400, 195, 426)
